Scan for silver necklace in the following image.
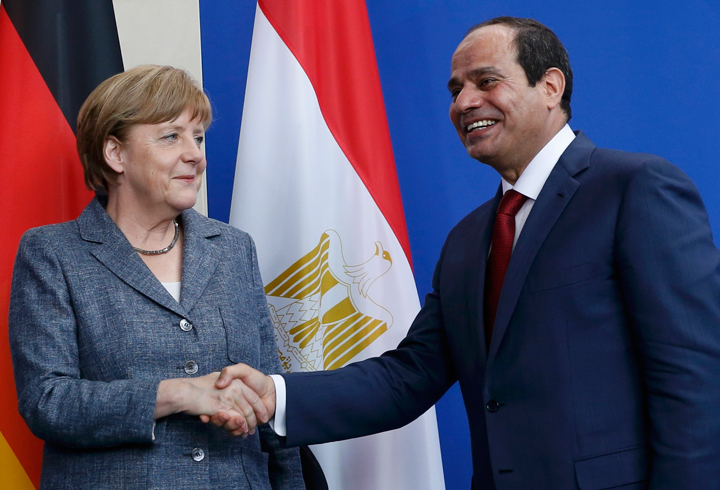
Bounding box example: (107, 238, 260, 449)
(133, 219, 179, 255)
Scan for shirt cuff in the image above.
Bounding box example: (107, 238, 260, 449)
(268, 374, 287, 436)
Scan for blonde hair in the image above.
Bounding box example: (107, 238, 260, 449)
(76, 65, 212, 191)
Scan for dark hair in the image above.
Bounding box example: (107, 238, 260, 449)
(467, 17, 573, 120)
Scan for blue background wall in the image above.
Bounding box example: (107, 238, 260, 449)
(199, 2, 720, 487)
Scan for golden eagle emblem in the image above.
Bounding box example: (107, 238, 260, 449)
(265, 230, 393, 371)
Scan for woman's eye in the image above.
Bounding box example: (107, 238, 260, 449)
(163, 132, 179, 141)
(194, 135, 204, 146)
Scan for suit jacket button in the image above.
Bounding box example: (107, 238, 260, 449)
(184, 360, 199, 375)
(191, 447, 205, 462)
(179, 319, 193, 332)
(486, 400, 500, 413)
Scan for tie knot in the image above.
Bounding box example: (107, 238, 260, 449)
(497, 189, 528, 217)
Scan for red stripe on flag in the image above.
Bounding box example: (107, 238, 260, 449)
(258, 0, 413, 264)
(0, 6, 94, 487)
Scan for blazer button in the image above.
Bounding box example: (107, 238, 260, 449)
(486, 400, 500, 413)
(179, 319, 193, 332)
(191, 447, 205, 462)
(184, 360, 199, 375)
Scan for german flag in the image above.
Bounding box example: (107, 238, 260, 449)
(0, 1, 122, 487)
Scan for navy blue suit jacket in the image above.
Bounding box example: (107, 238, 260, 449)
(282, 132, 720, 489)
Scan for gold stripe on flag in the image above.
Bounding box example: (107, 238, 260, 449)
(0, 431, 36, 490)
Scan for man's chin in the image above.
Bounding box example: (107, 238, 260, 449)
(465, 146, 495, 165)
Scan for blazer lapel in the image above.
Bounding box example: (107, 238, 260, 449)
(487, 132, 594, 361)
(78, 198, 187, 317)
(178, 209, 222, 313)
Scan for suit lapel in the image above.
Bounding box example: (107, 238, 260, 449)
(178, 209, 222, 313)
(78, 198, 187, 317)
(487, 132, 594, 361)
(467, 188, 502, 359)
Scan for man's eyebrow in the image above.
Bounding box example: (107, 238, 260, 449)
(447, 67, 500, 91)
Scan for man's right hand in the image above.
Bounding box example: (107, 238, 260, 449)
(199, 363, 277, 435)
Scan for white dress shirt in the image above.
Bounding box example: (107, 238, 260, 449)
(503, 124, 575, 248)
(268, 124, 576, 436)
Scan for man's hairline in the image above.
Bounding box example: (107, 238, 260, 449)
(448, 24, 520, 92)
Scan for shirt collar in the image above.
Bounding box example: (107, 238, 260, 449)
(501, 124, 576, 199)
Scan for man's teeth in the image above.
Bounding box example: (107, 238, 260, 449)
(466, 120, 497, 132)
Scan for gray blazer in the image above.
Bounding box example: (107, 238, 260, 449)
(9, 198, 304, 490)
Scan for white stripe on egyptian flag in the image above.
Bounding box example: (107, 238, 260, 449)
(229, 1, 445, 489)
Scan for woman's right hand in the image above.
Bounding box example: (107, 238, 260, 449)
(155, 372, 268, 437)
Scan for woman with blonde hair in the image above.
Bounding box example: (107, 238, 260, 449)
(9, 65, 304, 490)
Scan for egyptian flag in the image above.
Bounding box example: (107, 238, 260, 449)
(229, 1, 446, 488)
(0, 1, 121, 487)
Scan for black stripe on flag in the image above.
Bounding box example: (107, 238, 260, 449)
(3, 0, 124, 133)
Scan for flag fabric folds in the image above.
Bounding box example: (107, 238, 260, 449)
(0, 1, 204, 487)
(0, 1, 122, 487)
(229, 1, 446, 489)
(1, 0, 446, 487)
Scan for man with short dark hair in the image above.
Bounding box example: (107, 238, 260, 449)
(216, 17, 720, 489)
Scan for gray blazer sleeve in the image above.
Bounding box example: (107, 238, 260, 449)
(9, 227, 158, 448)
(10, 208, 304, 488)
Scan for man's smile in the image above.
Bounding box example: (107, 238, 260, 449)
(466, 119, 498, 133)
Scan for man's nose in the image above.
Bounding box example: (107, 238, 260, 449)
(453, 86, 482, 113)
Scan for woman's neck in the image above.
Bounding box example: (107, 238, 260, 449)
(104, 192, 185, 283)
(105, 193, 180, 252)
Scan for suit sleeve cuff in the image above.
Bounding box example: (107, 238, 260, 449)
(268, 374, 287, 436)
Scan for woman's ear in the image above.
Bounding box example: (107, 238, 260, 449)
(103, 136, 125, 175)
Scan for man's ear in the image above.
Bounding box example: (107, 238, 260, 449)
(103, 136, 125, 175)
(542, 67, 565, 110)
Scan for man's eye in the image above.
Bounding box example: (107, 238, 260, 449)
(480, 78, 497, 87)
(450, 89, 460, 101)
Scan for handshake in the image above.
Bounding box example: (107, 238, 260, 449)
(156, 364, 275, 437)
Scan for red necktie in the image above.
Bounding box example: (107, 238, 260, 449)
(484, 189, 528, 347)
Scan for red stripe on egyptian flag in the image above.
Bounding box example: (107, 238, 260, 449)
(258, 0, 411, 264)
(0, 5, 93, 488)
